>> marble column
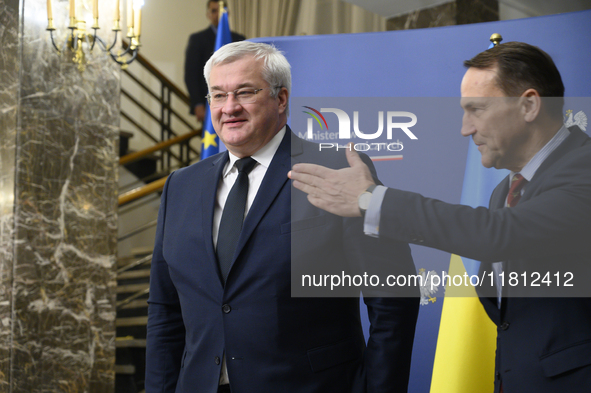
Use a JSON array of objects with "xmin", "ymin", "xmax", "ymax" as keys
[
  {"xmin": 0, "ymin": 0, "xmax": 119, "ymax": 391},
  {"xmin": 386, "ymin": 0, "xmax": 499, "ymax": 31}
]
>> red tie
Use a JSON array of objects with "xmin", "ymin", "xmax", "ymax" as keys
[{"xmin": 506, "ymin": 174, "xmax": 527, "ymax": 207}]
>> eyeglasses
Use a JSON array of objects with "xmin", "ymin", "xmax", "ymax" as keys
[{"xmin": 206, "ymin": 87, "xmax": 269, "ymax": 108}]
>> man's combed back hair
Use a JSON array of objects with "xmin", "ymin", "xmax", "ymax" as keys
[
  {"xmin": 464, "ymin": 41, "xmax": 564, "ymax": 119},
  {"xmin": 204, "ymin": 41, "xmax": 292, "ymax": 117}
]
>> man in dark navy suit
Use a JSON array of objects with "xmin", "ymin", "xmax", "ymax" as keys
[
  {"xmin": 184, "ymin": 0, "xmax": 245, "ymax": 122},
  {"xmin": 290, "ymin": 42, "xmax": 591, "ymax": 393},
  {"xmin": 146, "ymin": 41, "xmax": 419, "ymax": 393}
]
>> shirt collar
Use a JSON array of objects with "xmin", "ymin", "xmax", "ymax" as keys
[
  {"xmin": 223, "ymin": 126, "xmax": 286, "ymax": 178},
  {"xmin": 510, "ymin": 125, "xmax": 570, "ymax": 182},
  {"xmin": 210, "ymin": 25, "xmax": 217, "ymax": 34}
]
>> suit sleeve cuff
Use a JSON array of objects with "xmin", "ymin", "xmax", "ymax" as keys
[{"xmin": 364, "ymin": 185, "xmax": 387, "ymax": 238}]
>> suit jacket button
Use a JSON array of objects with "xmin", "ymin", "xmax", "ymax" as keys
[
  {"xmin": 215, "ymin": 356, "xmax": 221, "ymax": 365},
  {"xmin": 500, "ymin": 322, "xmax": 510, "ymax": 330},
  {"xmin": 222, "ymin": 304, "xmax": 232, "ymax": 314},
  {"xmin": 495, "ymin": 371, "xmax": 501, "ymax": 380}
]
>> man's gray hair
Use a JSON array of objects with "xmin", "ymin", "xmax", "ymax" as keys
[{"xmin": 204, "ymin": 41, "xmax": 291, "ymax": 117}]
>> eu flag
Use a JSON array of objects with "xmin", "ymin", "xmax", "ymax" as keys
[{"xmin": 201, "ymin": 7, "xmax": 232, "ymax": 159}]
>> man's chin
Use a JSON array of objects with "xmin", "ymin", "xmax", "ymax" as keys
[
  {"xmin": 219, "ymin": 137, "xmax": 247, "ymax": 152},
  {"xmin": 480, "ymin": 157, "xmax": 495, "ymax": 169}
]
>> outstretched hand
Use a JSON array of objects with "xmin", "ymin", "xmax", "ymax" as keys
[{"xmin": 288, "ymin": 145, "xmax": 375, "ymax": 217}]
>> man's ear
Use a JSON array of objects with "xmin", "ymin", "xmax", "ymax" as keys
[
  {"xmin": 521, "ymin": 88, "xmax": 541, "ymax": 122},
  {"xmin": 277, "ymin": 87, "xmax": 289, "ymax": 114}
]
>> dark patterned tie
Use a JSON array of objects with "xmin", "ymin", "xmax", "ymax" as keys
[
  {"xmin": 216, "ymin": 157, "xmax": 257, "ymax": 284},
  {"xmin": 506, "ymin": 174, "xmax": 527, "ymax": 207}
]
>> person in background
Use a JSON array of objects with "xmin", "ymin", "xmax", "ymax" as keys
[{"xmin": 184, "ymin": 0, "xmax": 245, "ymax": 123}]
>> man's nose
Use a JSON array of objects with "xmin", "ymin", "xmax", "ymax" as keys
[
  {"xmin": 460, "ymin": 115, "xmax": 475, "ymax": 137},
  {"xmin": 222, "ymin": 93, "xmax": 242, "ymax": 114}
]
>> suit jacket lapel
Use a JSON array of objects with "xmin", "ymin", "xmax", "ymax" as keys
[
  {"xmin": 202, "ymin": 152, "xmax": 229, "ymax": 285},
  {"xmin": 290, "ymin": 128, "xmax": 305, "ymax": 163},
  {"xmin": 227, "ymin": 128, "xmax": 291, "ymax": 278},
  {"xmin": 490, "ymin": 176, "xmax": 510, "ymax": 210},
  {"xmin": 482, "ymin": 168, "xmax": 509, "ymax": 321}
]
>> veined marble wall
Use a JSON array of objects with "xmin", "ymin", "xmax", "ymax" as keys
[
  {"xmin": 0, "ymin": 0, "xmax": 19, "ymax": 389},
  {"xmin": 0, "ymin": 0, "xmax": 119, "ymax": 391}
]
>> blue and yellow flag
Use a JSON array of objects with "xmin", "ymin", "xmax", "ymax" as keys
[
  {"xmin": 201, "ymin": 7, "xmax": 232, "ymax": 159},
  {"xmin": 430, "ymin": 140, "xmax": 508, "ymax": 392},
  {"xmin": 430, "ymin": 37, "xmax": 508, "ymax": 393}
]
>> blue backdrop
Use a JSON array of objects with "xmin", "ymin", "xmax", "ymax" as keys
[{"xmin": 255, "ymin": 9, "xmax": 591, "ymax": 392}]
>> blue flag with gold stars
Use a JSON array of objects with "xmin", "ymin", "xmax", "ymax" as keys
[
  {"xmin": 201, "ymin": 103, "xmax": 218, "ymax": 158},
  {"xmin": 201, "ymin": 7, "xmax": 232, "ymax": 158}
]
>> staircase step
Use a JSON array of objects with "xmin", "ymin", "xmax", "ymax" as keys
[
  {"xmin": 117, "ymin": 283, "xmax": 150, "ymax": 294},
  {"xmin": 124, "ymin": 154, "xmax": 159, "ymax": 182},
  {"xmin": 116, "ymin": 316, "xmax": 148, "ymax": 327},
  {"xmin": 118, "ymin": 269, "xmax": 151, "ymax": 280},
  {"xmin": 119, "ymin": 131, "xmax": 134, "ymax": 157},
  {"xmin": 117, "ymin": 254, "xmax": 135, "ymax": 264},
  {"xmin": 115, "ymin": 364, "xmax": 136, "ymax": 375},
  {"xmin": 116, "ymin": 326, "xmax": 148, "ymax": 339},
  {"xmin": 117, "ymin": 305, "xmax": 148, "ymax": 319},
  {"xmin": 135, "ymin": 169, "xmax": 171, "ymax": 185},
  {"xmin": 131, "ymin": 247, "xmax": 154, "ymax": 257},
  {"xmin": 117, "ymin": 258, "xmax": 152, "ymax": 271},
  {"xmin": 119, "ymin": 299, "xmax": 149, "ymax": 310},
  {"xmin": 116, "ymin": 338, "xmax": 147, "ymax": 348}
]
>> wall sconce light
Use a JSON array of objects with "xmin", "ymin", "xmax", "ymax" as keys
[{"xmin": 46, "ymin": 0, "xmax": 143, "ymax": 71}]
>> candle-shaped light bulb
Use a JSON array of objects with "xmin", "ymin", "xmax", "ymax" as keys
[
  {"xmin": 115, "ymin": 0, "xmax": 120, "ymax": 21},
  {"xmin": 69, "ymin": 0, "xmax": 75, "ymax": 18},
  {"xmin": 127, "ymin": 0, "xmax": 134, "ymax": 36},
  {"xmin": 93, "ymin": 0, "xmax": 98, "ymax": 19},
  {"xmin": 134, "ymin": 1, "xmax": 142, "ymax": 37},
  {"xmin": 47, "ymin": 0, "xmax": 53, "ymax": 20}
]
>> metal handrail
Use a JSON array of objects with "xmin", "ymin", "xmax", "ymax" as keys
[
  {"xmin": 117, "ymin": 254, "xmax": 153, "ymax": 275},
  {"xmin": 124, "ymin": 71, "xmax": 196, "ymax": 131},
  {"xmin": 122, "ymin": 40, "xmax": 190, "ymax": 105},
  {"xmin": 117, "ymin": 288, "xmax": 150, "ymax": 309},
  {"xmin": 118, "ymin": 219, "xmax": 158, "ymax": 242},
  {"xmin": 119, "ymin": 176, "xmax": 168, "ymax": 206},
  {"xmin": 120, "ymin": 129, "xmax": 200, "ymax": 166}
]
